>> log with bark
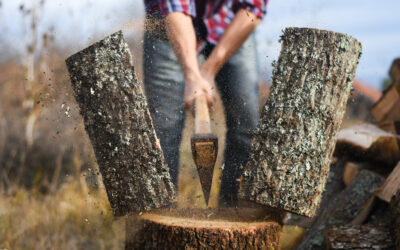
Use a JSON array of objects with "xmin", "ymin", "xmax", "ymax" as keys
[
  {"xmin": 295, "ymin": 170, "xmax": 384, "ymax": 250},
  {"xmin": 371, "ymin": 58, "xmax": 400, "ymax": 129},
  {"xmin": 376, "ymin": 162, "xmax": 400, "ymax": 202},
  {"xmin": 326, "ymin": 225, "xmax": 394, "ymax": 250},
  {"xmin": 335, "ymin": 123, "xmax": 400, "ymax": 167},
  {"xmin": 66, "ymin": 31, "xmax": 176, "ymax": 216},
  {"xmin": 125, "ymin": 208, "xmax": 283, "ymax": 249},
  {"xmin": 239, "ymin": 27, "xmax": 362, "ymax": 217},
  {"xmin": 390, "ymin": 190, "xmax": 400, "ymax": 248},
  {"xmin": 390, "ymin": 58, "xmax": 400, "ymax": 83}
]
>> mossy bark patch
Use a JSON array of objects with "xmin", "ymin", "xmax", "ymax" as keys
[
  {"xmin": 65, "ymin": 31, "xmax": 176, "ymax": 216},
  {"xmin": 239, "ymin": 27, "xmax": 362, "ymax": 217}
]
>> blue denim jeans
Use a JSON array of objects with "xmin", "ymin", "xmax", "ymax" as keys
[{"xmin": 143, "ymin": 30, "xmax": 259, "ymax": 206}]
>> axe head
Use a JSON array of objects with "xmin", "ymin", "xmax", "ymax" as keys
[{"xmin": 190, "ymin": 133, "xmax": 218, "ymax": 206}]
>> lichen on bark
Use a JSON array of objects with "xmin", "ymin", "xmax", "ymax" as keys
[
  {"xmin": 66, "ymin": 31, "xmax": 176, "ymax": 216},
  {"xmin": 239, "ymin": 27, "xmax": 362, "ymax": 217}
]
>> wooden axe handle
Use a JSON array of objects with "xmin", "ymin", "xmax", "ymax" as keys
[{"xmin": 195, "ymin": 95, "xmax": 211, "ymax": 134}]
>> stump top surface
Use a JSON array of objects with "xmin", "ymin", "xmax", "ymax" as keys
[{"xmin": 139, "ymin": 208, "xmax": 282, "ymax": 229}]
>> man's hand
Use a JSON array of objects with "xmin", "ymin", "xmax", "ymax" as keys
[
  {"xmin": 183, "ymin": 72, "xmax": 216, "ymax": 114},
  {"xmin": 165, "ymin": 12, "xmax": 216, "ymax": 114}
]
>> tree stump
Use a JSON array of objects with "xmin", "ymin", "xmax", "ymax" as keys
[
  {"xmin": 125, "ymin": 208, "xmax": 283, "ymax": 249},
  {"xmin": 66, "ymin": 31, "xmax": 176, "ymax": 216},
  {"xmin": 239, "ymin": 27, "xmax": 362, "ymax": 217}
]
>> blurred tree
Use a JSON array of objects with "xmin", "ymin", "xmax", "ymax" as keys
[{"xmin": 19, "ymin": 0, "xmax": 47, "ymax": 147}]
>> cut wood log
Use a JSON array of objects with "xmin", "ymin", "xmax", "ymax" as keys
[
  {"xmin": 343, "ymin": 162, "xmax": 360, "ymax": 186},
  {"xmin": 296, "ymin": 170, "xmax": 384, "ymax": 250},
  {"xmin": 125, "ymin": 208, "xmax": 283, "ymax": 249},
  {"xmin": 389, "ymin": 58, "xmax": 400, "ymax": 83},
  {"xmin": 378, "ymin": 120, "xmax": 400, "ymax": 135},
  {"xmin": 66, "ymin": 31, "xmax": 176, "ymax": 216},
  {"xmin": 335, "ymin": 123, "xmax": 400, "ymax": 166},
  {"xmin": 371, "ymin": 84, "xmax": 400, "ymax": 126},
  {"xmin": 326, "ymin": 225, "xmax": 394, "ymax": 250},
  {"xmin": 239, "ymin": 27, "xmax": 362, "ymax": 217},
  {"xmin": 390, "ymin": 190, "xmax": 400, "ymax": 248},
  {"xmin": 370, "ymin": 58, "xmax": 400, "ymax": 130},
  {"xmin": 376, "ymin": 162, "xmax": 400, "ymax": 202}
]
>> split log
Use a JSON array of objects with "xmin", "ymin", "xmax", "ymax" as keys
[
  {"xmin": 343, "ymin": 162, "xmax": 360, "ymax": 186},
  {"xmin": 296, "ymin": 170, "xmax": 384, "ymax": 250},
  {"xmin": 370, "ymin": 84, "xmax": 400, "ymax": 128},
  {"xmin": 370, "ymin": 59, "xmax": 400, "ymax": 128},
  {"xmin": 342, "ymin": 161, "xmax": 382, "ymax": 186},
  {"xmin": 125, "ymin": 208, "xmax": 283, "ymax": 249},
  {"xmin": 378, "ymin": 120, "xmax": 400, "ymax": 135},
  {"xmin": 335, "ymin": 123, "xmax": 400, "ymax": 166},
  {"xmin": 390, "ymin": 190, "xmax": 400, "ymax": 248},
  {"xmin": 239, "ymin": 27, "xmax": 362, "ymax": 217},
  {"xmin": 376, "ymin": 162, "xmax": 400, "ymax": 202},
  {"xmin": 390, "ymin": 58, "xmax": 400, "ymax": 83},
  {"xmin": 326, "ymin": 225, "xmax": 394, "ymax": 250},
  {"xmin": 66, "ymin": 31, "xmax": 176, "ymax": 216}
]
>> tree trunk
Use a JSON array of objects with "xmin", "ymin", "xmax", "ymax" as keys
[
  {"xmin": 295, "ymin": 170, "xmax": 384, "ymax": 250},
  {"xmin": 239, "ymin": 27, "xmax": 362, "ymax": 217},
  {"xmin": 326, "ymin": 225, "xmax": 394, "ymax": 250},
  {"xmin": 66, "ymin": 31, "xmax": 176, "ymax": 216},
  {"xmin": 390, "ymin": 190, "xmax": 400, "ymax": 249},
  {"xmin": 125, "ymin": 208, "xmax": 282, "ymax": 249}
]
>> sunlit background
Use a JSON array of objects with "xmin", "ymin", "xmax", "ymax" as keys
[
  {"xmin": 0, "ymin": 1, "xmax": 399, "ymax": 249},
  {"xmin": 1, "ymin": 0, "xmax": 400, "ymax": 89}
]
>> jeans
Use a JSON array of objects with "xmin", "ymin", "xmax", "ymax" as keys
[{"xmin": 143, "ymin": 30, "xmax": 259, "ymax": 206}]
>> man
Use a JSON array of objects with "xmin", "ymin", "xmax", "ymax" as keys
[{"xmin": 143, "ymin": 0, "xmax": 268, "ymax": 206}]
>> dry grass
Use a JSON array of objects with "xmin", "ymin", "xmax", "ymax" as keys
[{"xmin": 0, "ymin": 177, "xmax": 125, "ymax": 250}]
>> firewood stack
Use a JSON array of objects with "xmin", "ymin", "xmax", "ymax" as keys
[{"xmin": 291, "ymin": 58, "xmax": 400, "ymax": 249}]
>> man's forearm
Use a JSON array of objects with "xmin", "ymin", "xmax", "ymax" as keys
[
  {"xmin": 202, "ymin": 9, "xmax": 261, "ymax": 78},
  {"xmin": 165, "ymin": 12, "xmax": 201, "ymax": 80}
]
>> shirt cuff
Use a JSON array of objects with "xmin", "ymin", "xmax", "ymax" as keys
[
  {"xmin": 159, "ymin": 0, "xmax": 196, "ymax": 18},
  {"xmin": 237, "ymin": 1, "xmax": 267, "ymax": 19}
]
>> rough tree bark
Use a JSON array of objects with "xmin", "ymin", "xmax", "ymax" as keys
[
  {"xmin": 66, "ymin": 31, "xmax": 176, "ymax": 216},
  {"xmin": 326, "ymin": 225, "xmax": 394, "ymax": 250},
  {"xmin": 390, "ymin": 190, "xmax": 400, "ymax": 249},
  {"xmin": 239, "ymin": 27, "xmax": 362, "ymax": 217},
  {"xmin": 285, "ymin": 157, "xmax": 346, "ymax": 228},
  {"xmin": 125, "ymin": 208, "xmax": 283, "ymax": 250},
  {"xmin": 295, "ymin": 170, "xmax": 384, "ymax": 250}
]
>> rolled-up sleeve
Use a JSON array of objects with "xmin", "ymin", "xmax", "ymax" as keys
[
  {"xmin": 158, "ymin": 0, "xmax": 196, "ymax": 17},
  {"xmin": 237, "ymin": 0, "xmax": 268, "ymax": 19}
]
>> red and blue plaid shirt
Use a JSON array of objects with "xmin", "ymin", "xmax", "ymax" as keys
[{"xmin": 144, "ymin": 0, "xmax": 268, "ymax": 45}]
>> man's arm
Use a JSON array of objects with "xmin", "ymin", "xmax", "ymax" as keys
[
  {"xmin": 165, "ymin": 12, "xmax": 216, "ymax": 113},
  {"xmin": 200, "ymin": 9, "xmax": 261, "ymax": 83}
]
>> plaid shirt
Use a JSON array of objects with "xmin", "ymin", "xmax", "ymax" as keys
[{"xmin": 144, "ymin": 0, "xmax": 268, "ymax": 45}]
